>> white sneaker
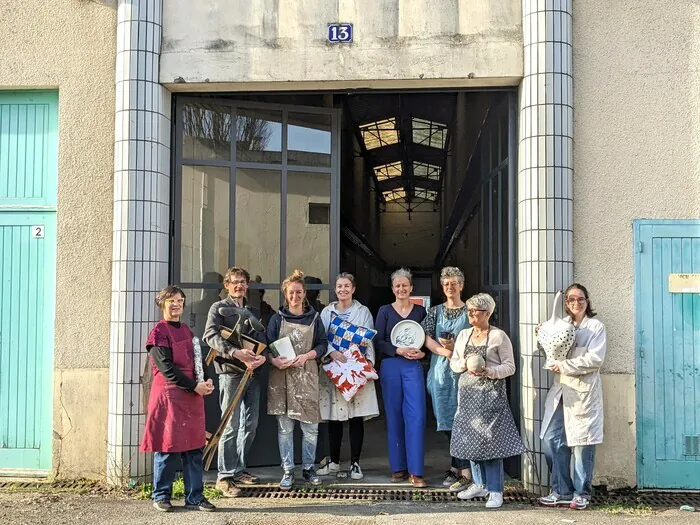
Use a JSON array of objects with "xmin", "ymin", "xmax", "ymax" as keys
[
  {"xmin": 457, "ymin": 483, "xmax": 488, "ymax": 500},
  {"xmin": 316, "ymin": 458, "xmax": 340, "ymax": 476},
  {"xmin": 350, "ymin": 462, "xmax": 363, "ymax": 480},
  {"xmin": 486, "ymin": 492, "xmax": 503, "ymax": 508}
]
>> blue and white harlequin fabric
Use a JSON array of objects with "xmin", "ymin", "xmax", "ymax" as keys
[{"xmin": 328, "ymin": 313, "xmax": 376, "ymax": 354}]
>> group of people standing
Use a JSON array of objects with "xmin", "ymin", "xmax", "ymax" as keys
[{"xmin": 139, "ymin": 265, "xmax": 607, "ymax": 513}]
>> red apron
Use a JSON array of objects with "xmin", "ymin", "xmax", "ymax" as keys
[{"xmin": 140, "ymin": 321, "xmax": 206, "ymax": 453}]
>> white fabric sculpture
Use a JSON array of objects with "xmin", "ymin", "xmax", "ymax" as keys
[{"xmin": 536, "ymin": 291, "xmax": 576, "ymax": 369}]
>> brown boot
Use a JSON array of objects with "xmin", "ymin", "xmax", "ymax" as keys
[
  {"xmin": 391, "ymin": 470, "xmax": 408, "ymax": 482},
  {"xmin": 409, "ymin": 475, "xmax": 427, "ymax": 488},
  {"xmin": 215, "ymin": 478, "xmax": 242, "ymax": 498}
]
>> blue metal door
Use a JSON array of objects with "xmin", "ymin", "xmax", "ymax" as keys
[
  {"xmin": 0, "ymin": 92, "xmax": 57, "ymax": 473},
  {"xmin": 635, "ymin": 219, "xmax": 700, "ymax": 489}
]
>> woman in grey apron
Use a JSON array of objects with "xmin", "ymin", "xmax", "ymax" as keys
[
  {"xmin": 450, "ymin": 293, "xmax": 524, "ymax": 509},
  {"xmin": 266, "ymin": 270, "xmax": 328, "ymax": 490},
  {"xmin": 422, "ymin": 267, "xmax": 471, "ymax": 492}
]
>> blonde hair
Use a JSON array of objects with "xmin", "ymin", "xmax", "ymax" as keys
[{"xmin": 282, "ymin": 269, "xmax": 306, "ymax": 305}]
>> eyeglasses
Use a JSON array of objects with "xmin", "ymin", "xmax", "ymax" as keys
[
  {"xmin": 227, "ymin": 279, "xmax": 248, "ymax": 286},
  {"xmin": 566, "ymin": 297, "xmax": 587, "ymax": 305},
  {"xmin": 164, "ymin": 298, "xmax": 185, "ymax": 305},
  {"xmin": 467, "ymin": 308, "xmax": 486, "ymax": 315}
]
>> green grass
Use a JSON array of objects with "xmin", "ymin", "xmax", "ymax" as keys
[
  {"xmin": 135, "ymin": 477, "xmax": 221, "ymax": 501},
  {"xmin": 596, "ymin": 502, "xmax": 654, "ymax": 516}
]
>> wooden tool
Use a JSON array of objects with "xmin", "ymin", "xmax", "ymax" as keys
[{"xmin": 203, "ymin": 335, "xmax": 266, "ymax": 470}]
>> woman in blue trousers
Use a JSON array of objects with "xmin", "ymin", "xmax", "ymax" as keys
[{"xmin": 375, "ymin": 268, "xmax": 428, "ymax": 487}]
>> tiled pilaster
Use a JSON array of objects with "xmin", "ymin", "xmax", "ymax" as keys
[
  {"xmin": 518, "ymin": 0, "xmax": 574, "ymax": 495},
  {"xmin": 107, "ymin": 0, "xmax": 171, "ymax": 484}
]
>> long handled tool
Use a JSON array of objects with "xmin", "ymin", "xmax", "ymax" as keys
[{"xmin": 203, "ymin": 335, "xmax": 266, "ymax": 470}]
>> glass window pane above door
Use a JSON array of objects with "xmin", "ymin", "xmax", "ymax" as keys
[
  {"xmin": 181, "ymin": 286, "xmax": 226, "ymax": 340},
  {"xmin": 180, "ymin": 165, "xmax": 230, "ymax": 283},
  {"xmin": 182, "ymin": 102, "xmax": 232, "ymax": 161},
  {"xmin": 236, "ymin": 109, "xmax": 282, "ymax": 164},
  {"xmin": 288, "ymin": 113, "xmax": 331, "ymax": 168},
  {"xmin": 235, "ymin": 168, "xmax": 281, "ymax": 285},
  {"xmin": 286, "ymin": 170, "xmax": 331, "ymax": 291}
]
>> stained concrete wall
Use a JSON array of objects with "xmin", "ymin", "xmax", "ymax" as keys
[
  {"xmin": 0, "ymin": 0, "xmax": 117, "ymax": 478},
  {"xmin": 160, "ymin": 0, "xmax": 522, "ymax": 90},
  {"xmin": 574, "ymin": 0, "xmax": 700, "ymax": 487}
]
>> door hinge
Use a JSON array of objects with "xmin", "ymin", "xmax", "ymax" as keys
[{"xmin": 636, "ymin": 241, "xmax": 644, "ymax": 254}]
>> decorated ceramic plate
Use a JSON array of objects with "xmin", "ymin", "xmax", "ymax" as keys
[{"xmin": 390, "ymin": 320, "xmax": 426, "ymax": 349}]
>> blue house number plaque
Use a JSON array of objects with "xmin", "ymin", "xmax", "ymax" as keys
[{"xmin": 328, "ymin": 23, "xmax": 353, "ymax": 43}]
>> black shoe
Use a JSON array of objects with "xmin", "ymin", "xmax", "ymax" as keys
[
  {"xmin": 186, "ymin": 499, "xmax": 216, "ymax": 512},
  {"xmin": 303, "ymin": 468, "xmax": 322, "ymax": 486},
  {"xmin": 153, "ymin": 500, "xmax": 172, "ymax": 512}
]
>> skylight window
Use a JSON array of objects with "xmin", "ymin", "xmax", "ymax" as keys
[
  {"xmin": 412, "ymin": 118, "xmax": 447, "ymax": 149},
  {"xmin": 374, "ymin": 162, "xmax": 403, "ymax": 181},
  {"xmin": 414, "ymin": 189, "xmax": 438, "ymax": 201},
  {"xmin": 382, "ymin": 189, "xmax": 406, "ymax": 202},
  {"xmin": 413, "ymin": 162, "xmax": 441, "ymax": 180},
  {"xmin": 359, "ymin": 118, "xmax": 399, "ymax": 150}
]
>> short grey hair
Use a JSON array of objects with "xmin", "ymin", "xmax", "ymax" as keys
[
  {"xmin": 440, "ymin": 266, "xmax": 464, "ymax": 285},
  {"xmin": 390, "ymin": 267, "xmax": 412, "ymax": 284},
  {"xmin": 466, "ymin": 293, "xmax": 496, "ymax": 314}
]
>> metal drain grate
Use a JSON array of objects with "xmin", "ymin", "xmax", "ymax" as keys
[
  {"xmin": 238, "ymin": 486, "xmax": 537, "ymax": 504},
  {"xmin": 0, "ymin": 480, "xmax": 105, "ymax": 492},
  {"xmin": 598, "ymin": 489, "xmax": 700, "ymax": 509}
]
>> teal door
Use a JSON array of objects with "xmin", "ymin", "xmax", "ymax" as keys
[
  {"xmin": 0, "ymin": 92, "xmax": 57, "ymax": 473},
  {"xmin": 635, "ymin": 219, "xmax": 700, "ymax": 489}
]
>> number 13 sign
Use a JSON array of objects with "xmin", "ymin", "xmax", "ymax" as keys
[{"xmin": 328, "ymin": 23, "xmax": 353, "ymax": 43}]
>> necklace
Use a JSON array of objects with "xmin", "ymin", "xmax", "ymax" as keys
[{"xmin": 473, "ymin": 325, "xmax": 490, "ymax": 337}]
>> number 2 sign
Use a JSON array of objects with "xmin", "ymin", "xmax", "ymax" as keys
[
  {"xmin": 328, "ymin": 23, "xmax": 353, "ymax": 43},
  {"xmin": 31, "ymin": 225, "xmax": 45, "ymax": 239}
]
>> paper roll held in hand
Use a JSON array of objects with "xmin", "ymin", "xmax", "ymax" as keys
[
  {"xmin": 466, "ymin": 354, "xmax": 486, "ymax": 373},
  {"xmin": 536, "ymin": 291, "xmax": 576, "ymax": 369}
]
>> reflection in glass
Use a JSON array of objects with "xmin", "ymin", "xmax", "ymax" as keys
[
  {"xmin": 236, "ymin": 109, "xmax": 282, "ymax": 164},
  {"xmin": 182, "ymin": 103, "xmax": 231, "ymax": 161},
  {"xmin": 235, "ymin": 169, "xmax": 281, "ymax": 284},
  {"xmin": 180, "ymin": 166, "xmax": 230, "ymax": 282},
  {"xmin": 286, "ymin": 171, "xmax": 330, "ymax": 288},
  {"xmin": 181, "ymin": 286, "xmax": 226, "ymax": 341},
  {"xmin": 288, "ymin": 113, "xmax": 331, "ymax": 168},
  {"xmin": 247, "ymin": 284, "xmax": 281, "ymax": 328}
]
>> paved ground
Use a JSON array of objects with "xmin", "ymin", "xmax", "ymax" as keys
[{"xmin": 0, "ymin": 491, "xmax": 698, "ymax": 525}]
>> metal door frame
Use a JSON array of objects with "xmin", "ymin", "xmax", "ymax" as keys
[{"xmin": 171, "ymin": 97, "xmax": 341, "ymax": 298}]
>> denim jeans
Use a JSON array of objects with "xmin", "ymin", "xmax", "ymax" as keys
[
  {"xmin": 542, "ymin": 400, "xmax": 596, "ymax": 498},
  {"xmin": 277, "ymin": 415, "xmax": 318, "ymax": 471},
  {"xmin": 470, "ymin": 458, "xmax": 504, "ymax": 493},
  {"xmin": 152, "ymin": 449, "xmax": 204, "ymax": 505},
  {"xmin": 217, "ymin": 373, "xmax": 260, "ymax": 480}
]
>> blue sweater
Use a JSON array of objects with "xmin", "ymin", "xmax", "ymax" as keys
[{"xmin": 375, "ymin": 303, "xmax": 427, "ymax": 358}]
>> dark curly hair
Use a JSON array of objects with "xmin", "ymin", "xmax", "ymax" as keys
[{"xmin": 564, "ymin": 283, "xmax": 596, "ymax": 318}]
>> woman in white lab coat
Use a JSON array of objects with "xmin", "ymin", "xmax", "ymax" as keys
[{"xmin": 538, "ymin": 283, "xmax": 606, "ymax": 511}]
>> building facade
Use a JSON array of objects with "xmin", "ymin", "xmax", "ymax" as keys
[{"xmin": 0, "ymin": 0, "xmax": 698, "ymax": 492}]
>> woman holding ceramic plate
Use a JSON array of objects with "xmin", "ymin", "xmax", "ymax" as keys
[
  {"xmin": 421, "ymin": 267, "xmax": 472, "ymax": 492},
  {"xmin": 375, "ymin": 268, "xmax": 428, "ymax": 487},
  {"xmin": 317, "ymin": 272, "xmax": 379, "ymax": 481},
  {"xmin": 450, "ymin": 293, "xmax": 524, "ymax": 509}
]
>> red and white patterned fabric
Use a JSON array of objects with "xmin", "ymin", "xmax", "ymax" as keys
[{"xmin": 321, "ymin": 344, "xmax": 378, "ymax": 402}]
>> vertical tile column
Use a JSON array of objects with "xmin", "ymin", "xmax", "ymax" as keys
[
  {"xmin": 518, "ymin": 0, "xmax": 573, "ymax": 495},
  {"xmin": 108, "ymin": 0, "xmax": 171, "ymax": 484}
]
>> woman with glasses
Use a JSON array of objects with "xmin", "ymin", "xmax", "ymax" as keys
[
  {"xmin": 421, "ymin": 267, "xmax": 472, "ymax": 492},
  {"xmin": 538, "ymin": 284, "xmax": 607, "ymax": 511},
  {"xmin": 450, "ymin": 293, "xmax": 524, "ymax": 509},
  {"xmin": 141, "ymin": 286, "xmax": 216, "ymax": 513}
]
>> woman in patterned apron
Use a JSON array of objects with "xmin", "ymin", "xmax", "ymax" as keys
[
  {"xmin": 450, "ymin": 293, "xmax": 525, "ymax": 509},
  {"xmin": 266, "ymin": 269, "xmax": 328, "ymax": 490},
  {"xmin": 140, "ymin": 286, "xmax": 216, "ymax": 513},
  {"xmin": 422, "ymin": 267, "xmax": 472, "ymax": 492}
]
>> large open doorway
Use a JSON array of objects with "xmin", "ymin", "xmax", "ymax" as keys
[{"xmin": 170, "ymin": 89, "xmax": 519, "ymax": 483}]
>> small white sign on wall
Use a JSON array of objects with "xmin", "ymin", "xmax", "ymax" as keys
[
  {"xmin": 31, "ymin": 225, "xmax": 45, "ymax": 239},
  {"xmin": 669, "ymin": 273, "xmax": 700, "ymax": 293}
]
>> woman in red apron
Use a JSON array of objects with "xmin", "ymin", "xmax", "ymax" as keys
[{"xmin": 140, "ymin": 286, "xmax": 216, "ymax": 513}]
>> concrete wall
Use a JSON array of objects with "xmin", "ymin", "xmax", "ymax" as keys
[
  {"xmin": 574, "ymin": 0, "xmax": 700, "ymax": 487},
  {"xmin": 0, "ymin": 0, "xmax": 117, "ymax": 478},
  {"xmin": 160, "ymin": 0, "xmax": 522, "ymax": 90},
  {"xmin": 380, "ymin": 202, "xmax": 440, "ymax": 268}
]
